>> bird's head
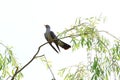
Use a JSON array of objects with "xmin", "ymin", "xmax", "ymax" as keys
[{"xmin": 44, "ymin": 25, "xmax": 50, "ymax": 29}]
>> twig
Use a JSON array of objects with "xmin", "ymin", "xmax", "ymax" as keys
[
  {"xmin": 44, "ymin": 55, "xmax": 56, "ymax": 80},
  {"xmin": 98, "ymin": 30, "xmax": 120, "ymax": 42},
  {"xmin": 35, "ymin": 54, "xmax": 45, "ymax": 58},
  {"xmin": 6, "ymin": 76, "xmax": 12, "ymax": 80},
  {"xmin": 11, "ymin": 67, "xmax": 18, "ymax": 80},
  {"xmin": 35, "ymin": 54, "xmax": 56, "ymax": 79},
  {"xmin": 11, "ymin": 42, "xmax": 48, "ymax": 80}
]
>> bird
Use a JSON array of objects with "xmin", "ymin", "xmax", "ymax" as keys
[{"xmin": 44, "ymin": 25, "xmax": 71, "ymax": 53}]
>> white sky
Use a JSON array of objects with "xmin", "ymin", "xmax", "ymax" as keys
[{"xmin": 0, "ymin": 0, "xmax": 120, "ymax": 80}]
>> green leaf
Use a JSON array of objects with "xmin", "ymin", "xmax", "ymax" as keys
[
  {"xmin": 81, "ymin": 37, "xmax": 85, "ymax": 47},
  {"xmin": 58, "ymin": 68, "xmax": 66, "ymax": 77},
  {"xmin": 92, "ymin": 58, "xmax": 98, "ymax": 70}
]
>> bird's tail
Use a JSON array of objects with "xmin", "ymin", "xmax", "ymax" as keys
[{"xmin": 58, "ymin": 40, "xmax": 71, "ymax": 50}]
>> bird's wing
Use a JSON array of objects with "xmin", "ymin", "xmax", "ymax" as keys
[
  {"xmin": 44, "ymin": 33, "xmax": 59, "ymax": 53},
  {"xmin": 49, "ymin": 43, "xmax": 59, "ymax": 53},
  {"xmin": 50, "ymin": 31, "xmax": 60, "ymax": 51},
  {"xmin": 49, "ymin": 31, "xmax": 57, "ymax": 40},
  {"xmin": 50, "ymin": 31, "xmax": 71, "ymax": 50}
]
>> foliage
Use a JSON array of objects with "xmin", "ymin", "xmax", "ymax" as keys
[
  {"xmin": 0, "ymin": 43, "xmax": 23, "ymax": 80},
  {"xmin": 58, "ymin": 63, "xmax": 89, "ymax": 80},
  {"xmin": 58, "ymin": 16, "xmax": 120, "ymax": 80},
  {"xmin": 0, "ymin": 16, "xmax": 119, "ymax": 80}
]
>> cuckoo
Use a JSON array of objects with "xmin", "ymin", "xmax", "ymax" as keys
[{"xmin": 44, "ymin": 25, "xmax": 71, "ymax": 53}]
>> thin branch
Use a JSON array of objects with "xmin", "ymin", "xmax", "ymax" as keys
[
  {"xmin": 98, "ymin": 30, "xmax": 120, "ymax": 42},
  {"xmin": 35, "ymin": 54, "xmax": 56, "ymax": 80},
  {"xmin": 35, "ymin": 54, "xmax": 45, "ymax": 58},
  {"xmin": 11, "ymin": 35, "xmax": 74, "ymax": 80},
  {"xmin": 44, "ymin": 55, "xmax": 56, "ymax": 80},
  {"xmin": 57, "ymin": 24, "xmax": 82, "ymax": 37},
  {"xmin": 6, "ymin": 76, "xmax": 12, "ymax": 80},
  {"xmin": 11, "ymin": 42, "xmax": 48, "ymax": 80},
  {"xmin": 11, "ymin": 67, "xmax": 18, "ymax": 80}
]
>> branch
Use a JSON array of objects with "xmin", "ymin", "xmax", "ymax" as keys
[
  {"xmin": 11, "ymin": 35, "xmax": 73, "ymax": 80},
  {"xmin": 10, "ymin": 32, "xmax": 95, "ymax": 79},
  {"xmin": 11, "ymin": 67, "xmax": 18, "ymax": 80},
  {"xmin": 35, "ymin": 55, "xmax": 56, "ymax": 80},
  {"xmin": 35, "ymin": 54, "xmax": 45, "ymax": 58},
  {"xmin": 11, "ymin": 42, "xmax": 48, "ymax": 80},
  {"xmin": 6, "ymin": 76, "xmax": 12, "ymax": 80},
  {"xmin": 57, "ymin": 24, "xmax": 82, "ymax": 37},
  {"xmin": 99, "ymin": 30, "xmax": 120, "ymax": 42},
  {"xmin": 44, "ymin": 55, "xmax": 56, "ymax": 80}
]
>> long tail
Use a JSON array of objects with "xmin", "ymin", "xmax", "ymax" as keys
[
  {"xmin": 49, "ymin": 43, "xmax": 59, "ymax": 53},
  {"xmin": 58, "ymin": 40, "xmax": 71, "ymax": 50}
]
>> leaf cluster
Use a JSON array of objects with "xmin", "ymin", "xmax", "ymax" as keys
[
  {"xmin": 58, "ymin": 16, "xmax": 120, "ymax": 80},
  {"xmin": 0, "ymin": 43, "xmax": 23, "ymax": 80}
]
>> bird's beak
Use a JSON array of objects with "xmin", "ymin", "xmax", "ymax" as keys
[
  {"xmin": 44, "ymin": 24, "xmax": 50, "ymax": 29},
  {"xmin": 44, "ymin": 25, "xmax": 47, "ymax": 28}
]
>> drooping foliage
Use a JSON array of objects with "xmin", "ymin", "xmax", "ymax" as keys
[{"xmin": 58, "ymin": 16, "xmax": 120, "ymax": 80}]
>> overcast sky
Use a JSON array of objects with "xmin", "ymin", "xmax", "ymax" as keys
[{"xmin": 0, "ymin": 0, "xmax": 120, "ymax": 80}]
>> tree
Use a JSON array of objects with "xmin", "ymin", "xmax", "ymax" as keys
[
  {"xmin": 0, "ymin": 16, "xmax": 119, "ymax": 80},
  {"xmin": 0, "ymin": 43, "xmax": 23, "ymax": 80},
  {"xmin": 58, "ymin": 16, "xmax": 120, "ymax": 80}
]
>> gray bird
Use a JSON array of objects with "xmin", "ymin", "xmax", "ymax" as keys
[{"xmin": 44, "ymin": 25, "xmax": 71, "ymax": 53}]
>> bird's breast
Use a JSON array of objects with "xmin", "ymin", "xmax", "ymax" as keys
[{"xmin": 45, "ymin": 32, "xmax": 54, "ymax": 42}]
